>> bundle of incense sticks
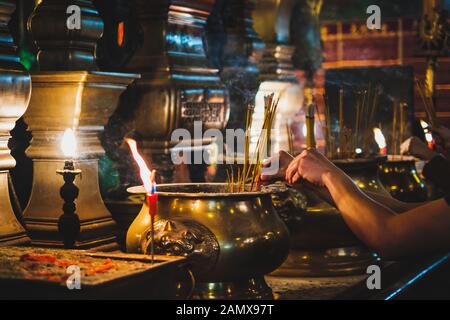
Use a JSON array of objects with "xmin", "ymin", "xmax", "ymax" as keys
[
  {"xmin": 416, "ymin": 79, "xmax": 437, "ymax": 127},
  {"xmin": 322, "ymin": 84, "xmax": 380, "ymax": 159},
  {"xmin": 227, "ymin": 94, "xmax": 280, "ymax": 193}
]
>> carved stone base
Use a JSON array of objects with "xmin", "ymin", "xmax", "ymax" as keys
[
  {"xmin": 0, "ymin": 171, "xmax": 30, "ymax": 246},
  {"xmin": 23, "ymin": 160, "xmax": 117, "ymax": 249}
]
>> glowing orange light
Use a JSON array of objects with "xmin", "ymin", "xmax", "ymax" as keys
[
  {"xmin": 61, "ymin": 128, "xmax": 77, "ymax": 158},
  {"xmin": 373, "ymin": 128, "xmax": 387, "ymax": 155},
  {"xmin": 126, "ymin": 138, "xmax": 155, "ymax": 193},
  {"xmin": 420, "ymin": 120, "xmax": 434, "ymax": 149},
  {"xmin": 117, "ymin": 21, "xmax": 125, "ymax": 47}
]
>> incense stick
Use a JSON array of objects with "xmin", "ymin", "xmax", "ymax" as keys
[
  {"xmin": 416, "ymin": 79, "xmax": 437, "ymax": 127},
  {"xmin": 227, "ymin": 94, "xmax": 280, "ymax": 193},
  {"xmin": 392, "ymin": 99, "xmax": 399, "ymax": 155}
]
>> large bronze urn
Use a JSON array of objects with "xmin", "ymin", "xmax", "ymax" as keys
[
  {"xmin": 126, "ymin": 183, "xmax": 290, "ymax": 299},
  {"xmin": 0, "ymin": 0, "xmax": 31, "ymax": 245}
]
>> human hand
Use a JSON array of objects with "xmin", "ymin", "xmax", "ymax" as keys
[
  {"xmin": 260, "ymin": 150, "xmax": 294, "ymax": 183},
  {"xmin": 400, "ymin": 136, "xmax": 437, "ymax": 161},
  {"xmin": 285, "ymin": 148, "xmax": 342, "ymax": 186}
]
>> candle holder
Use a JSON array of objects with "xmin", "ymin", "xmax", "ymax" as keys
[
  {"xmin": 56, "ymin": 161, "xmax": 82, "ymax": 248},
  {"xmin": 22, "ymin": 0, "xmax": 139, "ymax": 249},
  {"xmin": 0, "ymin": 0, "xmax": 31, "ymax": 245}
]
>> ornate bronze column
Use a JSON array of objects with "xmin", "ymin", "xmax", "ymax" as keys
[
  {"xmin": 117, "ymin": 0, "xmax": 229, "ymax": 183},
  {"xmin": 0, "ymin": 0, "xmax": 31, "ymax": 245},
  {"xmin": 253, "ymin": 0, "xmax": 301, "ymax": 155},
  {"xmin": 291, "ymin": 0, "xmax": 323, "ymax": 148},
  {"xmin": 418, "ymin": 0, "xmax": 449, "ymax": 105},
  {"xmin": 22, "ymin": 0, "xmax": 139, "ymax": 248},
  {"xmin": 206, "ymin": 0, "xmax": 264, "ymax": 131}
]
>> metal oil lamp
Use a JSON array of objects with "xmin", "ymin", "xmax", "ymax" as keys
[
  {"xmin": 271, "ymin": 157, "xmax": 387, "ymax": 277},
  {"xmin": 21, "ymin": 0, "xmax": 139, "ymax": 249},
  {"xmin": 378, "ymin": 155, "xmax": 428, "ymax": 203},
  {"xmin": 126, "ymin": 183, "xmax": 290, "ymax": 299},
  {"xmin": 0, "ymin": 0, "xmax": 31, "ymax": 246}
]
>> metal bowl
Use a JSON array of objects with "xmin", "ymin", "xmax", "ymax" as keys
[{"xmin": 126, "ymin": 183, "xmax": 290, "ymax": 299}]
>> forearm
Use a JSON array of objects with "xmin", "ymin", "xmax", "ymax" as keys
[
  {"xmin": 365, "ymin": 191, "xmax": 422, "ymax": 213},
  {"xmin": 322, "ymin": 171, "xmax": 397, "ymax": 253},
  {"xmin": 300, "ymin": 184, "xmax": 421, "ymax": 213}
]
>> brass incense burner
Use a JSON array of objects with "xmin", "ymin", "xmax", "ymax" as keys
[
  {"xmin": 378, "ymin": 155, "xmax": 428, "ymax": 203},
  {"xmin": 272, "ymin": 157, "xmax": 387, "ymax": 277},
  {"xmin": 0, "ymin": 0, "xmax": 31, "ymax": 245},
  {"xmin": 126, "ymin": 183, "xmax": 290, "ymax": 299}
]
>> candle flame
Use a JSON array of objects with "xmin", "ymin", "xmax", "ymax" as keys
[
  {"xmin": 61, "ymin": 128, "xmax": 77, "ymax": 158},
  {"xmin": 420, "ymin": 120, "xmax": 433, "ymax": 143},
  {"xmin": 117, "ymin": 21, "xmax": 125, "ymax": 47},
  {"xmin": 420, "ymin": 120, "xmax": 429, "ymax": 130},
  {"xmin": 373, "ymin": 128, "xmax": 387, "ymax": 149},
  {"xmin": 126, "ymin": 138, "xmax": 155, "ymax": 194}
]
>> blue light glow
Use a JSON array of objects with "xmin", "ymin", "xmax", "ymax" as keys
[{"xmin": 384, "ymin": 254, "xmax": 450, "ymax": 300}]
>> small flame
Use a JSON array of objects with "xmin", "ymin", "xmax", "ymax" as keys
[
  {"xmin": 126, "ymin": 138, "xmax": 155, "ymax": 193},
  {"xmin": 373, "ymin": 128, "xmax": 387, "ymax": 149},
  {"xmin": 420, "ymin": 120, "xmax": 429, "ymax": 130},
  {"xmin": 421, "ymin": 120, "xmax": 433, "ymax": 142},
  {"xmin": 117, "ymin": 21, "xmax": 125, "ymax": 47},
  {"xmin": 61, "ymin": 128, "xmax": 77, "ymax": 158}
]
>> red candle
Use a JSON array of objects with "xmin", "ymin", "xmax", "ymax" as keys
[
  {"xmin": 146, "ymin": 178, "xmax": 158, "ymax": 263},
  {"xmin": 146, "ymin": 192, "xmax": 158, "ymax": 218}
]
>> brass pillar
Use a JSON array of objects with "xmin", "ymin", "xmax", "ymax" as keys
[
  {"xmin": 116, "ymin": 0, "xmax": 229, "ymax": 183},
  {"xmin": 291, "ymin": 0, "xmax": 323, "ymax": 149},
  {"xmin": 0, "ymin": 0, "xmax": 31, "ymax": 245},
  {"xmin": 22, "ymin": 0, "xmax": 139, "ymax": 248},
  {"xmin": 206, "ymin": 0, "xmax": 264, "ymax": 131},
  {"xmin": 252, "ymin": 0, "xmax": 302, "ymax": 155},
  {"xmin": 418, "ymin": 0, "xmax": 448, "ymax": 105}
]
